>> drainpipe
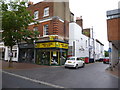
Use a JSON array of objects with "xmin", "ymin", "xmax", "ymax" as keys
[
  {"xmin": 109, "ymin": 42, "xmax": 113, "ymax": 70},
  {"xmin": 88, "ymin": 38, "xmax": 90, "ymax": 62},
  {"xmin": 73, "ymin": 41, "xmax": 75, "ymax": 57},
  {"xmin": 64, "ymin": 2, "xmax": 66, "ymax": 42}
]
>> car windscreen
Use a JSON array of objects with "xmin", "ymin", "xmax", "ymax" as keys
[{"xmin": 67, "ymin": 58, "xmax": 75, "ymax": 60}]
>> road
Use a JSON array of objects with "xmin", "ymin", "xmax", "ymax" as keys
[
  {"xmin": 2, "ymin": 62, "xmax": 119, "ymax": 88},
  {"xmin": 2, "ymin": 72, "xmax": 54, "ymax": 88}
]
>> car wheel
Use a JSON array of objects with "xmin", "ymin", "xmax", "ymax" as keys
[
  {"xmin": 75, "ymin": 64, "xmax": 78, "ymax": 69},
  {"xmin": 65, "ymin": 66, "xmax": 67, "ymax": 68},
  {"xmin": 82, "ymin": 63, "xmax": 85, "ymax": 68}
]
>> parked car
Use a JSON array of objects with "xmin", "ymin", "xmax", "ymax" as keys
[
  {"xmin": 96, "ymin": 58, "xmax": 104, "ymax": 62},
  {"xmin": 64, "ymin": 57, "xmax": 85, "ymax": 69},
  {"xmin": 103, "ymin": 57, "xmax": 109, "ymax": 64}
]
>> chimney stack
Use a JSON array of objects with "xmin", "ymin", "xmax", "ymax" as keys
[
  {"xmin": 76, "ymin": 16, "xmax": 83, "ymax": 29},
  {"xmin": 28, "ymin": 1, "xmax": 33, "ymax": 7}
]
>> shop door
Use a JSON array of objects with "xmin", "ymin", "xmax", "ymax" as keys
[{"xmin": 50, "ymin": 51, "xmax": 59, "ymax": 65}]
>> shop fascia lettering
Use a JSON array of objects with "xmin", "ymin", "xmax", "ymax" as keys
[{"xmin": 35, "ymin": 42, "xmax": 68, "ymax": 49}]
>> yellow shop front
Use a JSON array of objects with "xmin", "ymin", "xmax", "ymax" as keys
[{"xmin": 35, "ymin": 40, "xmax": 68, "ymax": 66}]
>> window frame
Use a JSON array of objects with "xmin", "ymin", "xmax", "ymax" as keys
[
  {"xmin": 34, "ymin": 11, "xmax": 39, "ymax": 19},
  {"xmin": 43, "ymin": 7, "xmax": 49, "ymax": 17},
  {"xmin": 43, "ymin": 24, "xmax": 49, "ymax": 36}
]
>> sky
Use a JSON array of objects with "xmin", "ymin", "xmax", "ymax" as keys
[{"xmin": 29, "ymin": 0, "xmax": 119, "ymax": 50}]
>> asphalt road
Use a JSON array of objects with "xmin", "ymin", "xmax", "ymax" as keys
[
  {"xmin": 2, "ymin": 62, "xmax": 119, "ymax": 88},
  {"xmin": 2, "ymin": 72, "xmax": 54, "ymax": 88}
]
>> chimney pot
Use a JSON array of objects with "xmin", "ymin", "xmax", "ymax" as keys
[{"xmin": 28, "ymin": 1, "xmax": 33, "ymax": 6}]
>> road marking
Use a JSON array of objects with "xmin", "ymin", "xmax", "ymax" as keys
[{"xmin": 2, "ymin": 71, "xmax": 65, "ymax": 88}]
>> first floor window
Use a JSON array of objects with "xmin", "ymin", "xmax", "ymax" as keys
[
  {"xmin": 43, "ymin": 7, "xmax": 49, "ymax": 17},
  {"xmin": 43, "ymin": 24, "xmax": 49, "ymax": 35},
  {"xmin": 34, "ymin": 11, "xmax": 39, "ymax": 19}
]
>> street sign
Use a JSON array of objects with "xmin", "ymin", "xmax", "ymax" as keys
[{"xmin": 108, "ymin": 48, "xmax": 112, "ymax": 52}]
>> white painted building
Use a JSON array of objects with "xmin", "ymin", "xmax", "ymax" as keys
[
  {"xmin": 94, "ymin": 39, "xmax": 104, "ymax": 60},
  {"xmin": 68, "ymin": 22, "xmax": 89, "ymax": 58},
  {"xmin": 68, "ymin": 21, "xmax": 104, "ymax": 63},
  {"xmin": 0, "ymin": 43, "xmax": 19, "ymax": 62},
  {"xmin": 4, "ymin": 45, "xmax": 19, "ymax": 62},
  {"xmin": 0, "ymin": 42, "xmax": 5, "ymax": 60}
]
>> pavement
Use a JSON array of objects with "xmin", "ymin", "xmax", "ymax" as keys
[
  {"xmin": 1, "ymin": 60, "xmax": 120, "ymax": 78},
  {"xmin": 1, "ymin": 60, "xmax": 61, "ymax": 70},
  {"xmin": 105, "ymin": 62, "xmax": 120, "ymax": 78}
]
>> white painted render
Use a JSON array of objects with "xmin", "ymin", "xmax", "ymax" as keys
[
  {"xmin": 109, "ymin": 42, "xmax": 119, "ymax": 66},
  {"xmin": 4, "ymin": 45, "xmax": 19, "ymax": 62},
  {"xmin": 69, "ymin": 22, "xmax": 104, "ymax": 60},
  {"xmin": 95, "ymin": 40, "xmax": 104, "ymax": 60},
  {"xmin": 69, "ymin": 22, "xmax": 89, "ymax": 58}
]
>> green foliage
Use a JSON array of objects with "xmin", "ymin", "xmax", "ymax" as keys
[
  {"xmin": 1, "ymin": 0, "xmax": 39, "ymax": 47},
  {"xmin": 104, "ymin": 50, "xmax": 109, "ymax": 57}
]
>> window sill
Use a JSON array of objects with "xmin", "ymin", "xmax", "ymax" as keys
[{"xmin": 43, "ymin": 15, "xmax": 49, "ymax": 18}]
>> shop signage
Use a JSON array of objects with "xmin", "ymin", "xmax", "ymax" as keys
[
  {"xmin": 35, "ymin": 42, "xmax": 68, "ymax": 49},
  {"xmin": 108, "ymin": 48, "xmax": 112, "ymax": 52},
  {"xmin": 53, "ymin": 51, "xmax": 57, "ymax": 56}
]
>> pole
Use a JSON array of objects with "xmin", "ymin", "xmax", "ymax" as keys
[
  {"xmin": 73, "ymin": 41, "xmax": 75, "ymax": 56},
  {"xmin": 92, "ymin": 26, "xmax": 95, "ymax": 62}
]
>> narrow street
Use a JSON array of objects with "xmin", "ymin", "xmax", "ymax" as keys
[{"xmin": 2, "ymin": 62, "xmax": 118, "ymax": 88}]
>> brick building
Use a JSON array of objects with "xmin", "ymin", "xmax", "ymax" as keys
[
  {"xmin": 18, "ymin": 0, "xmax": 71, "ymax": 65},
  {"xmin": 106, "ymin": 9, "xmax": 120, "ymax": 67}
]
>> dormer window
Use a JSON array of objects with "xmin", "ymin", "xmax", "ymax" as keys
[
  {"xmin": 43, "ymin": 7, "xmax": 49, "ymax": 17},
  {"xmin": 34, "ymin": 11, "xmax": 39, "ymax": 19}
]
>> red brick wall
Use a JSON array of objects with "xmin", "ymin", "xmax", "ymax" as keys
[
  {"xmin": 27, "ymin": 1, "xmax": 69, "ymax": 41},
  {"xmin": 107, "ymin": 18, "xmax": 120, "ymax": 41},
  {"xmin": 27, "ymin": 2, "xmax": 54, "ymax": 20}
]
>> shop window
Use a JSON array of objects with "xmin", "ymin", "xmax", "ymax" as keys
[
  {"xmin": 43, "ymin": 7, "xmax": 49, "ymax": 17},
  {"xmin": 43, "ymin": 24, "xmax": 49, "ymax": 35},
  {"xmin": 34, "ymin": 11, "xmax": 39, "ymax": 19}
]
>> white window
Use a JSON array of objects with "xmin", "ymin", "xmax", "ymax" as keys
[
  {"xmin": 43, "ymin": 7, "xmax": 49, "ymax": 17},
  {"xmin": 43, "ymin": 24, "xmax": 49, "ymax": 35},
  {"xmin": 33, "ymin": 27, "xmax": 38, "ymax": 31},
  {"xmin": 34, "ymin": 11, "xmax": 39, "ymax": 19}
]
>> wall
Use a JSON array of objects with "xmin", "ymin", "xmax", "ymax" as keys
[
  {"xmin": 4, "ymin": 45, "xmax": 18, "ymax": 62},
  {"xmin": 27, "ymin": 1, "xmax": 70, "ymax": 41},
  {"xmin": 53, "ymin": 2, "xmax": 70, "ymax": 22},
  {"xmin": 107, "ymin": 18, "xmax": 120, "ymax": 41},
  {"xmin": 69, "ymin": 22, "xmax": 89, "ymax": 57},
  {"xmin": 95, "ymin": 40, "xmax": 104, "ymax": 60},
  {"xmin": 109, "ymin": 42, "xmax": 119, "ymax": 66}
]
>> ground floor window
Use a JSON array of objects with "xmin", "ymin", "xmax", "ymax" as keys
[
  {"xmin": 19, "ymin": 49, "xmax": 34, "ymax": 63},
  {"xmin": 35, "ymin": 49, "xmax": 67, "ymax": 66}
]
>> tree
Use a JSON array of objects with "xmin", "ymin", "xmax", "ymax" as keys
[
  {"xmin": 104, "ymin": 50, "xmax": 109, "ymax": 57},
  {"xmin": 1, "ymin": 0, "xmax": 39, "ymax": 67}
]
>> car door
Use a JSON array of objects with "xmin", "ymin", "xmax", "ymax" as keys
[{"xmin": 76, "ymin": 58, "xmax": 81, "ymax": 67}]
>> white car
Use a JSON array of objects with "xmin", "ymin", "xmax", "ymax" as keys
[{"xmin": 64, "ymin": 57, "xmax": 85, "ymax": 69}]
